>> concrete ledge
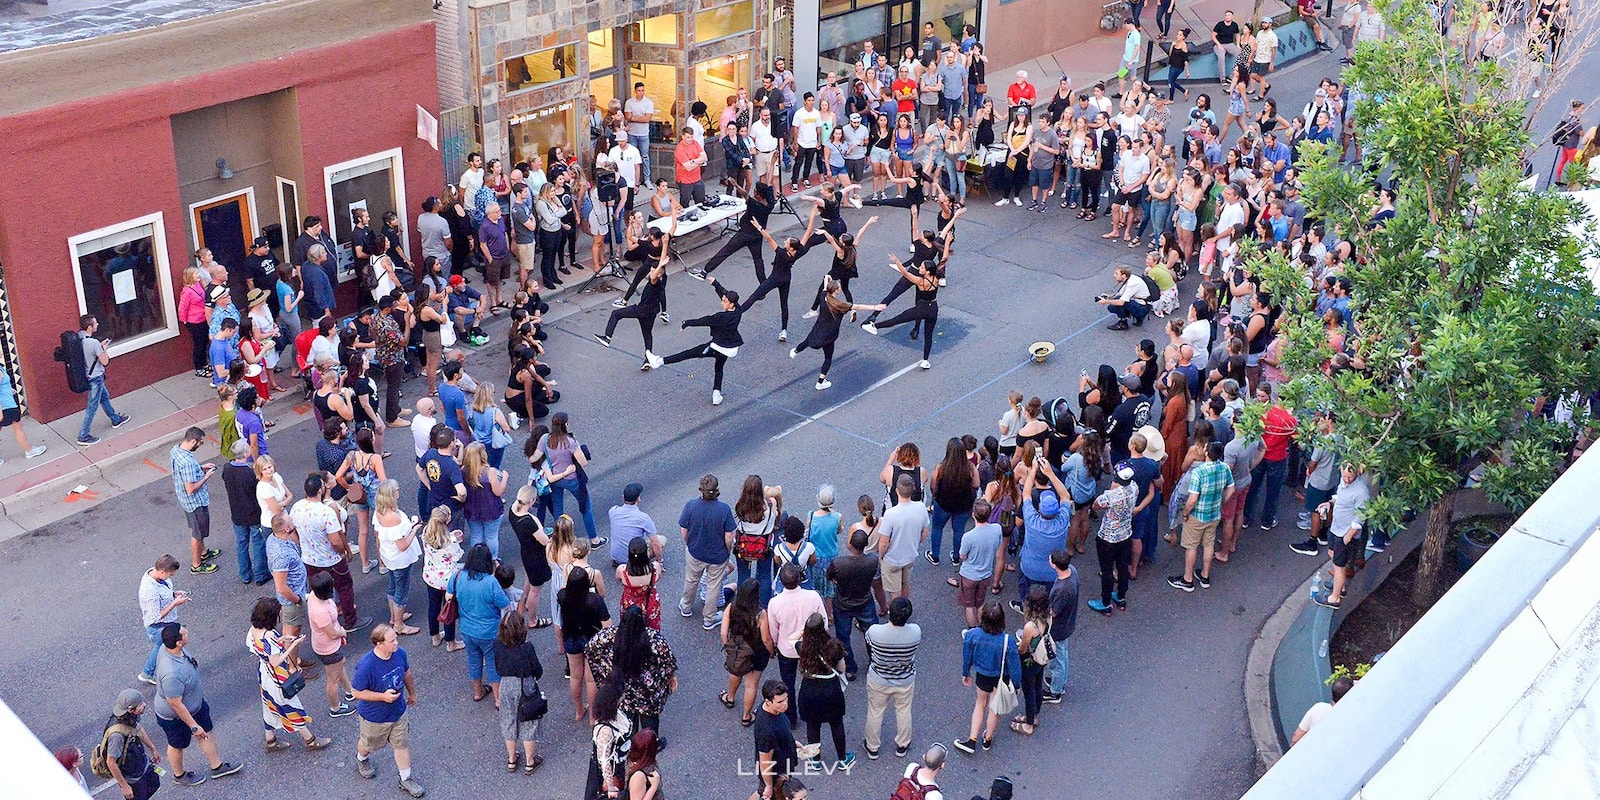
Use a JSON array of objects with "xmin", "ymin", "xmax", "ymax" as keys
[{"xmin": 1246, "ymin": 571, "xmax": 1316, "ymax": 776}]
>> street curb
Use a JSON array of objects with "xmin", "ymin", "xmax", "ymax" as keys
[{"xmin": 1245, "ymin": 570, "xmax": 1315, "ymax": 777}]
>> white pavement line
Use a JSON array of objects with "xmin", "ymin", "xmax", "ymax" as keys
[
  {"xmin": 880, "ymin": 314, "xmax": 1111, "ymax": 445},
  {"xmin": 768, "ymin": 361, "xmax": 923, "ymax": 443}
]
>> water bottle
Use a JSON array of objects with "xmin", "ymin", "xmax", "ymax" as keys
[{"xmin": 1309, "ymin": 571, "xmax": 1324, "ymax": 600}]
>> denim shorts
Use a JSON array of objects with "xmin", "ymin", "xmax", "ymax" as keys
[
  {"xmin": 1028, "ymin": 167, "xmax": 1053, "ymax": 187},
  {"xmin": 1175, "ymin": 206, "xmax": 1198, "ymax": 231},
  {"xmin": 870, "ymin": 147, "xmax": 892, "ymax": 165}
]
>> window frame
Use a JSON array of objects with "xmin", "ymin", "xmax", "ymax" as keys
[
  {"xmin": 694, "ymin": 0, "xmax": 757, "ymax": 45},
  {"xmin": 322, "ymin": 148, "xmax": 409, "ymax": 283},
  {"xmin": 66, "ymin": 211, "xmax": 179, "ymax": 358},
  {"xmin": 503, "ymin": 42, "xmax": 582, "ymax": 97}
]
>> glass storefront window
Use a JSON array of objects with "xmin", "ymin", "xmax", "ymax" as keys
[
  {"xmin": 695, "ymin": 0, "xmax": 754, "ymax": 43},
  {"xmin": 505, "ymin": 43, "xmax": 579, "ymax": 94},
  {"xmin": 628, "ymin": 63, "xmax": 678, "ymax": 141},
  {"xmin": 635, "ymin": 13, "xmax": 679, "ymax": 45},
  {"xmin": 588, "ymin": 28, "xmax": 617, "ymax": 71},
  {"xmin": 918, "ymin": 0, "xmax": 979, "ymax": 47},
  {"xmin": 818, "ymin": 6, "xmax": 887, "ymax": 79},
  {"xmin": 69, "ymin": 213, "xmax": 176, "ymax": 354},
  {"xmin": 591, "ymin": 75, "xmax": 618, "ymax": 120},
  {"xmin": 693, "ymin": 52, "xmax": 752, "ymax": 112},
  {"xmin": 508, "ymin": 101, "xmax": 577, "ymax": 172}
]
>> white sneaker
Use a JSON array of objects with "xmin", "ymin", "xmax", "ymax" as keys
[
  {"xmin": 918, "ymin": 360, "xmax": 931, "ymax": 369},
  {"xmin": 995, "ymin": 198, "xmax": 1009, "ymax": 206},
  {"xmin": 658, "ymin": 311, "xmax": 671, "ymax": 323},
  {"xmin": 711, "ymin": 390, "xmax": 723, "ymax": 406},
  {"xmin": 1012, "ymin": 198, "xmax": 1024, "ymax": 206},
  {"xmin": 850, "ymin": 196, "xmax": 863, "ymax": 209},
  {"xmin": 646, "ymin": 353, "xmax": 664, "ymax": 370},
  {"xmin": 816, "ymin": 379, "xmax": 832, "ymax": 390},
  {"xmin": 938, "ymin": 278, "xmax": 947, "ymax": 287},
  {"xmin": 23, "ymin": 446, "xmax": 46, "ymax": 459},
  {"xmin": 778, "ymin": 330, "xmax": 787, "ymax": 342},
  {"xmin": 802, "ymin": 309, "xmax": 819, "ymax": 319},
  {"xmin": 862, "ymin": 323, "xmax": 879, "ymax": 335},
  {"xmin": 789, "ymin": 348, "xmax": 799, "ymax": 359},
  {"xmin": 612, "ymin": 298, "xmax": 626, "ymax": 308}
]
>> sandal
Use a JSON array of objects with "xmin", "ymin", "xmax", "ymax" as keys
[
  {"xmin": 719, "ymin": 691, "xmax": 736, "ymax": 709},
  {"xmin": 1009, "ymin": 720, "xmax": 1035, "ymax": 735},
  {"xmin": 305, "ymin": 736, "xmax": 332, "ymax": 751},
  {"xmin": 265, "ymin": 739, "xmax": 291, "ymax": 753},
  {"xmin": 531, "ymin": 617, "xmax": 553, "ymax": 629},
  {"xmin": 473, "ymin": 689, "xmax": 491, "ymax": 702},
  {"xmin": 524, "ymin": 754, "xmax": 544, "ymax": 774},
  {"xmin": 507, "ymin": 756, "xmax": 519, "ymax": 772},
  {"xmin": 446, "ymin": 641, "xmax": 465, "ymax": 652},
  {"xmin": 741, "ymin": 715, "xmax": 756, "ymax": 727},
  {"xmin": 946, "ymin": 577, "xmax": 960, "ymax": 588}
]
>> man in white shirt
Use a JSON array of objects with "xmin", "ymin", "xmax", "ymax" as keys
[
  {"xmin": 1310, "ymin": 464, "xmax": 1372, "ymax": 609},
  {"xmin": 1097, "ymin": 265, "xmax": 1152, "ymax": 329},
  {"xmin": 1211, "ymin": 182, "xmax": 1248, "ymax": 255},
  {"xmin": 1112, "ymin": 104, "xmax": 1145, "ymax": 140},
  {"xmin": 750, "ymin": 107, "xmax": 781, "ymax": 193},
  {"xmin": 789, "ymin": 92, "xmax": 823, "ymax": 191},
  {"xmin": 290, "ymin": 472, "xmax": 369, "ymax": 629},
  {"xmin": 458, "ymin": 152, "xmax": 484, "ymax": 199},
  {"xmin": 607, "ymin": 137, "xmax": 643, "ymax": 222},
  {"xmin": 842, "ymin": 113, "xmax": 871, "ymax": 183},
  {"xmin": 876, "ymin": 475, "xmax": 929, "ymax": 601},
  {"xmin": 1292, "ymin": 676, "xmax": 1353, "ymax": 745},
  {"xmin": 623, "ymin": 81, "xmax": 656, "ymax": 188}
]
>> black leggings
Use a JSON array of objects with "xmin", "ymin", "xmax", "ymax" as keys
[
  {"xmin": 537, "ymin": 229, "xmax": 563, "ymax": 286},
  {"xmin": 810, "ymin": 276, "xmax": 854, "ymax": 310},
  {"xmin": 605, "ymin": 303, "xmax": 659, "ymax": 352},
  {"xmin": 186, "ymin": 321, "xmax": 208, "ymax": 370},
  {"xmin": 805, "ymin": 715, "xmax": 848, "ymax": 762},
  {"xmin": 1080, "ymin": 169, "xmax": 1104, "ymax": 212},
  {"xmin": 742, "ymin": 273, "xmax": 792, "ymax": 330},
  {"xmin": 701, "ymin": 229, "xmax": 767, "ymax": 281},
  {"xmin": 868, "ymin": 277, "xmax": 914, "ymax": 321},
  {"xmin": 561, "ymin": 220, "xmax": 578, "ymax": 267},
  {"xmin": 661, "ymin": 343, "xmax": 731, "ymax": 391},
  {"xmin": 1009, "ymin": 154, "xmax": 1029, "ymax": 199},
  {"xmin": 792, "ymin": 147, "xmax": 821, "ymax": 184},
  {"xmin": 1021, "ymin": 661, "xmax": 1045, "ymax": 724},
  {"xmin": 622, "ymin": 263, "xmax": 666, "ymax": 313},
  {"xmin": 1095, "ymin": 536, "xmax": 1132, "ymax": 604},
  {"xmin": 874, "ymin": 302, "xmax": 937, "ymax": 361},
  {"xmin": 794, "ymin": 341, "xmax": 836, "ymax": 376}
]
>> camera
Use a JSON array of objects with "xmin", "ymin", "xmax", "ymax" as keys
[{"xmin": 595, "ymin": 168, "xmax": 619, "ymax": 202}]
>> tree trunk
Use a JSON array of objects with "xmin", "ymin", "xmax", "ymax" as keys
[
  {"xmin": 1411, "ymin": 490, "xmax": 1458, "ymax": 610},
  {"xmin": 1251, "ymin": 0, "xmax": 1266, "ymax": 25}
]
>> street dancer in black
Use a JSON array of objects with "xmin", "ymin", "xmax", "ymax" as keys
[
  {"xmin": 741, "ymin": 208, "xmax": 819, "ymax": 343},
  {"xmin": 862, "ymin": 256, "xmax": 941, "ymax": 369},
  {"xmin": 792, "ymin": 180, "xmax": 860, "ymax": 244},
  {"xmin": 791, "ymin": 277, "xmax": 885, "ymax": 390},
  {"xmin": 690, "ymin": 182, "xmax": 776, "ymax": 282},
  {"xmin": 860, "ymin": 163, "xmax": 934, "ymax": 247},
  {"xmin": 658, "ymin": 279, "xmax": 744, "ymax": 406},
  {"xmin": 806, "ymin": 216, "xmax": 878, "ymax": 316},
  {"xmin": 616, "ymin": 208, "xmax": 676, "ymax": 321},
  {"xmin": 594, "ymin": 261, "xmax": 667, "ymax": 369},
  {"xmin": 862, "ymin": 206, "xmax": 963, "ymax": 328}
]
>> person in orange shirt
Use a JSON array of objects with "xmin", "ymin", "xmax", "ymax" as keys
[{"xmin": 673, "ymin": 126, "xmax": 708, "ymax": 206}]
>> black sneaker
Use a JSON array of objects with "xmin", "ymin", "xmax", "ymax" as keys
[
  {"xmin": 210, "ymin": 762, "xmax": 243, "ymax": 779},
  {"xmin": 1197, "ymin": 574, "xmax": 1212, "ymax": 589},
  {"xmin": 1260, "ymin": 520, "xmax": 1277, "ymax": 530},
  {"xmin": 894, "ymin": 742, "xmax": 911, "ymax": 758},
  {"xmin": 1288, "ymin": 539, "xmax": 1321, "ymax": 556},
  {"xmin": 688, "ymin": 269, "xmax": 708, "ymax": 281},
  {"xmin": 112, "ymin": 414, "xmax": 132, "ymax": 429},
  {"xmin": 173, "ymin": 771, "xmax": 207, "ymax": 786},
  {"xmin": 952, "ymin": 738, "xmax": 977, "ymax": 754},
  {"xmin": 1041, "ymin": 692, "xmax": 1063, "ymax": 705},
  {"xmin": 1312, "ymin": 592, "xmax": 1341, "ymax": 609},
  {"xmin": 982, "ymin": 736, "xmax": 993, "ymax": 751},
  {"xmin": 1112, "ymin": 592, "xmax": 1126, "ymax": 610},
  {"xmin": 346, "ymin": 616, "xmax": 373, "ymax": 632},
  {"xmin": 924, "ymin": 551, "xmax": 940, "ymax": 566},
  {"xmin": 1167, "ymin": 576, "xmax": 1195, "ymax": 592},
  {"xmin": 592, "ymin": 333, "xmax": 612, "ymax": 347},
  {"xmin": 863, "ymin": 740, "xmax": 880, "ymax": 760}
]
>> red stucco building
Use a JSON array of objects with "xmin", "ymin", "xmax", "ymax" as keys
[{"xmin": 0, "ymin": 0, "xmax": 445, "ymax": 422}]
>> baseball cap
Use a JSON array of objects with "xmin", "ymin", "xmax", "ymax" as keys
[
  {"xmin": 1119, "ymin": 374, "xmax": 1141, "ymax": 391},
  {"xmin": 1115, "ymin": 463, "xmax": 1135, "ymax": 482},
  {"xmin": 449, "ymin": 274, "xmax": 466, "ymax": 287},
  {"xmin": 113, "ymin": 689, "xmax": 144, "ymax": 716},
  {"xmin": 1315, "ymin": 88, "xmax": 1327, "ymax": 98},
  {"xmin": 623, "ymin": 482, "xmax": 644, "ymax": 502},
  {"xmin": 1038, "ymin": 489, "xmax": 1061, "ymax": 517},
  {"xmin": 252, "ymin": 236, "xmax": 270, "ymax": 248},
  {"xmin": 849, "ymin": 113, "xmax": 862, "ymax": 122}
]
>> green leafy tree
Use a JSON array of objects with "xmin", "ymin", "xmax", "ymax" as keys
[{"xmin": 1250, "ymin": 0, "xmax": 1600, "ymax": 609}]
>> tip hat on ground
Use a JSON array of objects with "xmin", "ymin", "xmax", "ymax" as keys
[
  {"xmin": 206, "ymin": 285, "xmax": 228, "ymax": 304},
  {"xmin": 1119, "ymin": 374, "xmax": 1141, "ymax": 391},
  {"xmin": 1115, "ymin": 463, "xmax": 1135, "ymax": 482},
  {"xmin": 1136, "ymin": 424, "xmax": 1166, "ymax": 462},
  {"xmin": 449, "ymin": 274, "xmax": 466, "ymax": 287},
  {"xmin": 252, "ymin": 236, "xmax": 270, "ymax": 248},
  {"xmin": 1039, "ymin": 489, "xmax": 1061, "ymax": 517},
  {"xmin": 247, "ymin": 288, "xmax": 269, "ymax": 307},
  {"xmin": 113, "ymin": 688, "xmax": 143, "ymax": 716}
]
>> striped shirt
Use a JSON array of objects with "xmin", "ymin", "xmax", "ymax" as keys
[{"xmin": 864, "ymin": 621, "xmax": 922, "ymax": 687}]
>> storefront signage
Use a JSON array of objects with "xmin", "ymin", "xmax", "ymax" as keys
[{"xmin": 508, "ymin": 100, "xmax": 576, "ymax": 128}]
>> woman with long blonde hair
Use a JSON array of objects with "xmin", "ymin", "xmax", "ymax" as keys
[
  {"xmin": 460, "ymin": 442, "xmax": 509, "ymax": 561},
  {"xmin": 178, "ymin": 266, "xmax": 211, "ymax": 378},
  {"xmin": 467, "ymin": 383, "xmax": 514, "ymax": 469},
  {"xmin": 373, "ymin": 480, "xmax": 421, "ymax": 635},
  {"xmin": 421, "ymin": 505, "xmax": 465, "ymax": 650}
]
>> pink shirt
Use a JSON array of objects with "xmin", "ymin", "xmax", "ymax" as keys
[
  {"xmin": 307, "ymin": 595, "xmax": 345, "ymax": 656},
  {"xmin": 766, "ymin": 587, "xmax": 825, "ymax": 659},
  {"xmin": 178, "ymin": 283, "xmax": 209, "ymax": 324}
]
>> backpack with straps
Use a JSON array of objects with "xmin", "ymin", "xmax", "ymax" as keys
[
  {"xmin": 734, "ymin": 513, "xmax": 774, "ymax": 562},
  {"xmin": 89, "ymin": 722, "xmax": 135, "ymax": 780},
  {"xmin": 1138, "ymin": 274, "xmax": 1161, "ymax": 301},
  {"xmin": 55, "ymin": 330, "xmax": 90, "ymax": 394},
  {"xmin": 891, "ymin": 766, "xmax": 938, "ymax": 800}
]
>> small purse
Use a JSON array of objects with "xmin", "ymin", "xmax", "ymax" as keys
[
  {"xmin": 438, "ymin": 573, "xmax": 460, "ymax": 626},
  {"xmin": 987, "ymin": 634, "xmax": 1019, "ymax": 716},
  {"xmin": 516, "ymin": 677, "xmax": 548, "ymax": 722},
  {"xmin": 490, "ymin": 423, "xmax": 514, "ymax": 450},
  {"xmin": 279, "ymin": 670, "xmax": 307, "ymax": 699}
]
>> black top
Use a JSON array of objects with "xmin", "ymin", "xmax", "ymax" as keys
[
  {"xmin": 245, "ymin": 254, "xmax": 281, "ymax": 314},
  {"xmin": 1047, "ymin": 92, "xmax": 1074, "ymax": 122},
  {"xmin": 890, "ymin": 463, "xmax": 924, "ymax": 504},
  {"xmin": 1107, "ymin": 393, "xmax": 1152, "ymax": 458},
  {"xmin": 560, "ymin": 592, "xmax": 610, "ymax": 640},
  {"xmin": 820, "ymin": 196, "xmax": 845, "ymax": 235},
  {"xmin": 1096, "ymin": 130, "xmax": 1118, "ymax": 171},
  {"xmin": 685, "ymin": 282, "xmax": 744, "ymax": 348},
  {"xmin": 868, "ymin": 128, "xmax": 893, "ymax": 151},
  {"xmin": 1169, "ymin": 43, "xmax": 1189, "ymax": 70},
  {"xmin": 913, "ymin": 280, "xmax": 938, "ymax": 306},
  {"xmin": 826, "ymin": 552, "xmax": 880, "ymax": 614},
  {"xmin": 637, "ymin": 276, "xmax": 666, "ymax": 312},
  {"xmin": 771, "ymin": 242, "xmax": 812, "ymax": 277},
  {"xmin": 738, "ymin": 195, "xmax": 774, "ymax": 228},
  {"xmin": 968, "ymin": 58, "xmax": 986, "ymax": 88},
  {"xmin": 493, "ymin": 640, "xmax": 545, "ymax": 679},
  {"xmin": 1136, "ymin": 355, "xmax": 1159, "ymax": 396},
  {"xmin": 753, "ymin": 708, "xmax": 798, "ymax": 778},
  {"xmin": 222, "ymin": 462, "xmax": 259, "ymax": 526},
  {"xmin": 349, "ymin": 377, "xmax": 377, "ymax": 426},
  {"xmin": 932, "ymin": 467, "xmax": 975, "ymax": 515},
  {"xmin": 511, "ymin": 509, "xmax": 551, "ymax": 585},
  {"xmin": 976, "ymin": 117, "xmax": 995, "ymax": 149},
  {"xmin": 829, "ymin": 245, "xmax": 858, "ymax": 279},
  {"xmin": 1214, "ymin": 20, "xmax": 1240, "ymax": 44}
]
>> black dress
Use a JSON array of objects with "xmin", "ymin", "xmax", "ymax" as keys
[
  {"xmin": 512, "ymin": 509, "xmax": 552, "ymax": 586},
  {"xmin": 799, "ymin": 304, "xmax": 845, "ymax": 350}
]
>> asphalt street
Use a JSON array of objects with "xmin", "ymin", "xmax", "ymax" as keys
[{"xmin": 4, "ymin": 53, "xmax": 1363, "ymax": 800}]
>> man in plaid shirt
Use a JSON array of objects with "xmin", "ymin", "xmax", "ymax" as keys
[
  {"xmin": 1170, "ymin": 442, "xmax": 1234, "ymax": 592},
  {"xmin": 171, "ymin": 427, "xmax": 220, "ymax": 574}
]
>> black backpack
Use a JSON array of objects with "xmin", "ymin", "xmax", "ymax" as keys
[
  {"xmin": 1139, "ymin": 274, "xmax": 1161, "ymax": 301},
  {"xmin": 54, "ymin": 330, "xmax": 90, "ymax": 394}
]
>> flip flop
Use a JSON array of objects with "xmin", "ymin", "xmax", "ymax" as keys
[
  {"xmin": 719, "ymin": 691, "xmax": 736, "ymax": 709},
  {"xmin": 531, "ymin": 617, "xmax": 553, "ymax": 629},
  {"xmin": 946, "ymin": 577, "xmax": 960, "ymax": 588},
  {"xmin": 473, "ymin": 689, "xmax": 490, "ymax": 702},
  {"xmin": 1009, "ymin": 720, "xmax": 1035, "ymax": 735},
  {"xmin": 741, "ymin": 715, "xmax": 756, "ymax": 727}
]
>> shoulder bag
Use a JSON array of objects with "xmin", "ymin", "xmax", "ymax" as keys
[
  {"xmin": 438, "ymin": 572, "xmax": 460, "ymax": 626},
  {"xmin": 517, "ymin": 676, "xmax": 549, "ymax": 722},
  {"xmin": 987, "ymin": 634, "xmax": 1019, "ymax": 716}
]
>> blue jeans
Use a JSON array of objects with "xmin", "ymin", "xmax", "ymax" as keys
[
  {"xmin": 947, "ymin": 164, "xmax": 967, "ymax": 200},
  {"xmin": 142, "ymin": 623, "xmax": 165, "ymax": 677},
  {"xmin": 487, "ymin": 445, "xmax": 506, "ymax": 470},
  {"xmin": 1134, "ymin": 490, "xmax": 1160, "ymax": 564},
  {"xmin": 549, "ymin": 476, "xmax": 598, "ymax": 541},
  {"xmin": 929, "ymin": 504, "xmax": 972, "ymax": 562},
  {"xmin": 737, "ymin": 557, "xmax": 773, "ymax": 607},
  {"xmin": 1046, "ymin": 637, "xmax": 1069, "ymax": 695},
  {"xmin": 466, "ymin": 517, "xmax": 502, "ymax": 561},
  {"xmin": 1167, "ymin": 65, "xmax": 1185, "ymax": 99},
  {"xmin": 1111, "ymin": 301, "xmax": 1150, "ymax": 323},
  {"xmin": 416, "ymin": 480, "xmax": 431, "ymax": 520},
  {"xmin": 628, "ymin": 134, "xmax": 652, "ymax": 184},
  {"xmin": 834, "ymin": 606, "xmax": 880, "ymax": 675},
  {"xmin": 1247, "ymin": 458, "xmax": 1290, "ymax": 526},
  {"xmin": 966, "ymin": 89, "xmax": 986, "ymax": 118},
  {"xmin": 233, "ymin": 524, "xmax": 270, "ymax": 583},
  {"xmin": 464, "ymin": 635, "xmax": 499, "ymax": 682},
  {"xmin": 79, "ymin": 375, "xmax": 124, "ymax": 440},
  {"xmin": 386, "ymin": 564, "xmax": 413, "ymax": 608},
  {"xmin": 941, "ymin": 96, "xmax": 963, "ymax": 123}
]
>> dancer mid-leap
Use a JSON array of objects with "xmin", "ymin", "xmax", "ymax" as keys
[
  {"xmin": 791, "ymin": 277, "xmax": 884, "ymax": 390},
  {"xmin": 656, "ymin": 279, "xmax": 744, "ymax": 406},
  {"xmin": 863, "ymin": 256, "xmax": 941, "ymax": 370}
]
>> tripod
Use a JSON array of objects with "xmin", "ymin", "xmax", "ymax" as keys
[{"xmin": 576, "ymin": 195, "xmax": 628, "ymax": 295}]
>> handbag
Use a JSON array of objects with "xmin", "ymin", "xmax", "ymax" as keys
[
  {"xmin": 987, "ymin": 634, "xmax": 1019, "ymax": 716},
  {"xmin": 975, "ymin": 82, "xmax": 988, "ymax": 95},
  {"xmin": 438, "ymin": 573, "xmax": 460, "ymax": 626},
  {"xmin": 516, "ymin": 677, "xmax": 548, "ymax": 722},
  {"xmin": 490, "ymin": 422, "xmax": 514, "ymax": 450},
  {"xmin": 723, "ymin": 637, "xmax": 756, "ymax": 675},
  {"xmin": 279, "ymin": 670, "xmax": 307, "ymax": 699}
]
